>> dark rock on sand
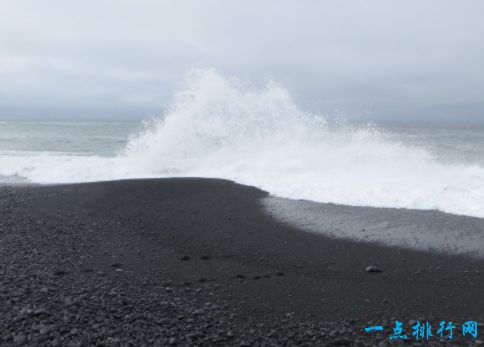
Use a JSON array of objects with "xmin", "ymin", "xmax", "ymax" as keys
[{"xmin": 365, "ymin": 265, "xmax": 383, "ymax": 273}]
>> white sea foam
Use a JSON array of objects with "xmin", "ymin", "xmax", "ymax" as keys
[{"xmin": 1, "ymin": 68, "xmax": 484, "ymax": 218}]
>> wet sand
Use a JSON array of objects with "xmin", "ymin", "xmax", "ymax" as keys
[{"xmin": 1, "ymin": 178, "xmax": 483, "ymax": 346}]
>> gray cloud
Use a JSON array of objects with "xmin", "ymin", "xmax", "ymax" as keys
[{"xmin": 1, "ymin": 0, "xmax": 484, "ymax": 122}]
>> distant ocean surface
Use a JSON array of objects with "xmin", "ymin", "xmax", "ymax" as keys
[{"xmin": 1, "ymin": 70, "xmax": 484, "ymax": 218}]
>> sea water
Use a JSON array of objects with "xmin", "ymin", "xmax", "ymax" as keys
[{"xmin": 1, "ymin": 69, "xmax": 484, "ymax": 218}]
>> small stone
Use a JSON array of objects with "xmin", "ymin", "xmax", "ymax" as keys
[
  {"xmin": 32, "ymin": 308, "xmax": 49, "ymax": 316},
  {"xmin": 365, "ymin": 266, "xmax": 383, "ymax": 273},
  {"xmin": 38, "ymin": 323, "xmax": 53, "ymax": 334},
  {"xmin": 276, "ymin": 272, "xmax": 285, "ymax": 276},
  {"xmin": 180, "ymin": 255, "xmax": 191, "ymax": 261},
  {"xmin": 168, "ymin": 337, "xmax": 177, "ymax": 345},
  {"xmin": 108, "ymin": 289, "xmax": 119, "ymax": 296},
  {"xmin": 13, "ymin": 333, "xmax": 26, "ymax": 344}
]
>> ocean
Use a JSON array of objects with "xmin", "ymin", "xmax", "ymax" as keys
[{"xmin": 1, "ymin": 70, "xmax": 484, "ymax": 218}]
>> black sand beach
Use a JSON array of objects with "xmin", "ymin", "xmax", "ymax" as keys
[{"xmin": 1, "ymin": 178, "xmax": 483, "ymax": 346}]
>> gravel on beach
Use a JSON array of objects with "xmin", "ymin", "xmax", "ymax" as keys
[{"xmin": 1, "ymin": 178, "xmax": 483, "ymax": 346}]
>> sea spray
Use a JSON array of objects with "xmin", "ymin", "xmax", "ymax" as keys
[{"xmin": 1, "ymin": 68, "xmax": 484, "ymax": 218}]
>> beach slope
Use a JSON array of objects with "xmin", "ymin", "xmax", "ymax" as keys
[{"xmin": 1, "ymin": 178, "xmax": 483, "ymax": 345}]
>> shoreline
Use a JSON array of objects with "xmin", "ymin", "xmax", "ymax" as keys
[
  {"xmin": 1, "ymin": 178, "xmax": 483, "ymax": 345},
  {"xmin": 263, "ymin": 195, "xmax": 484, "ymax": 259}
]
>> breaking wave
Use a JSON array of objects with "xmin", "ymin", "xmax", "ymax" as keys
[{"xmin": 2, "ymin": 68, "xmax": 484, "ymax": 218}]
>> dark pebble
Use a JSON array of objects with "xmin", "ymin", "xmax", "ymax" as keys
[
  {"xmin": 365, "ymin": 266, "xmax": 383, "ymax": 273},
  {"xmin": 54, "ymin": 270, "xmax": 68, "ymax": 276}
]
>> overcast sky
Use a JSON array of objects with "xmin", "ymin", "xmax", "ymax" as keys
[{"xmin": 1, "ymin": 0, "xmax": 484, "ymax": 122}]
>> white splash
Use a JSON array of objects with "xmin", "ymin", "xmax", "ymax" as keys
[{"xmin": 1, "ymin": 68, "xmax": 484, "ymax": 218}]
